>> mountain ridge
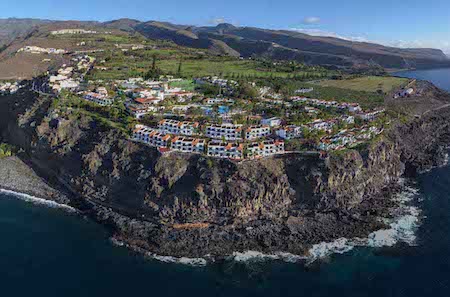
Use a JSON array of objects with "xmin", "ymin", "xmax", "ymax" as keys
[{"xmin": 0, "ymin": 18, "xmax": 448, "ymax": 70}]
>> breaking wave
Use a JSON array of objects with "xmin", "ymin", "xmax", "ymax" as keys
[
  {"xmin": 231, "ymin": 251, "xmax": 306, "ymax": 263},
  {"xmin": 150, "ymin": 254, "xmax": 208, "ymax": 266},
  {"xmin": 0, "ymin": 188, "xmax": 76, "ymax": 212},
  {"xmin": 306, "ymin": 181, "xmax": 421, "ymax": 262},
  {"xmin": 228, "ymin": 180, "xmax": 422, "ymax": 264}
]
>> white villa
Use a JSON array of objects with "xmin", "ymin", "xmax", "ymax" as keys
[
  {"xmin": 261, "ymin": 117, "xmax": 282, "ymax": 127},
  {"xmin": 247, "ymin": 140, "xmax": 285, "ymax": 159},
  {"xmin": 133, "ymin": 126, "xmax": 171, "ymax": 148},
  {"xmin": 158, "ymin": 119, "xmax": 199, "ymax": 136},
  {"xmin": 84, "ymin": 92, "xmax": 113, "ymax": 106},
  {"xmin": 171, "ymin": 137, "xmax": 205, "ymax": 154},
  {"xmin": 205, "ymin": 124, "xmax": 243, "ymax": 141},
  {"xmin": 207, "ymin": 141, "xmax": 244, "ymax": 160},
  {"xmin": 245, "ymin": 125, "xmax": 271, "ymax": 140},
  {"xmin": 276, "ymin": 125, "xmax": 303, "ymax": 140},
  {"xmin": 51, "ymin": 29, "xmax": 98, "ymax": 35},
  {"xmin": 307, "ymin": 119, "xmax": 336, "ymax": 132}
]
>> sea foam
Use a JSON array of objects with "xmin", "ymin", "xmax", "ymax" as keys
[
  {"xmin": 229, "ymin": 181, "xmax": 422, "ymax": 264},
  {"xmin": 150, "ymin": 254, "xmax": 208, "ymax": 266},
  {"xmin": 0, "ymin": 188, "xmax": 75, "ymax": 212},
  {"xmin": 306, "ymin": 182, "xmax": 421, "ymax": 262}
]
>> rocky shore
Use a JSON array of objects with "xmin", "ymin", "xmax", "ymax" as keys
[
  {"xmin": 0, "ymin": 81, "xmax": 450, "ymax": 260},
  {"xmin": 0, "ymin": 156, "xmax": 69, "ymax": 204}
]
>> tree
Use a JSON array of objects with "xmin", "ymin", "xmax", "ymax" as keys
[
  {"xmin": 177, "ymin": 57, "xmax": 183, "ymax": 77},
  {"xmin": 152, "ymin": 54, "xmax": 157, "ymax": 72},
  {"xmin": 238, "ymin": 82, "xmax": 258, "ymax": 99}
]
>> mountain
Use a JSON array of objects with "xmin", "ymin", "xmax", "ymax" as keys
[
  {"xmin": 0, "ymin": 18, "xmax": 449, "ymax": 70},
  {"xmin": 0, "ymin": 18, "xmax": 52, "ymax": 47},
  {"xmin": 136, "ymin": 22, "xmax": 449, "ymax": 69}
]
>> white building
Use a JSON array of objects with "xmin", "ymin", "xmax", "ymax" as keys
[
  {"xmin": 84, "ymin": 92, "xmax": 113, "ymax": 106},
  {"xmin": 133, "ymin": 125, "xmax": 171, "ymax": 148},
  {"xmin": 295, "ymin": 87, "xmax": 314, "ymax": 94},
  {"xmin": 58, "ymin": 79, "xmax": 80, "ymax": 90},
  {"xmin": 127, "ymin": 105, "xmax": 153, "ymax": 119},
  {"xmin": 158, "ymin": 119, "xmax": 199, "ymax": 136},
  {"xmin": 51, "ymin": 29, "xmax": 98, "ymax": 35},
  {"xmin": 307, "ymin": 119, "xmax": 335, "ymax": 132},
  {"xmin": 261, "ymin": 117, "xmax": 282, "ymax": 127},
  {"xmin": 171, "ymin": 137, "xmax": 205, "ymax": 154},
  {"xmin": 276, "ymin": 125, "xmax": 303, "ymax": 140},
  {"xmin": 245, "ymin": 125, "xmax": 271, "ymax": 140},
  {"xmin": 205, "ymin": 124, "xmax": 243, "ymax": 141},
  {"xmin": 207, "ymin": 141, "xmax": 244, "ymax": 160},
  {"xmin": 206, "ymin": 98, "xmax": 235, "ymax": 105},
  {"xmin": 247, "ymin": 140, "xmax": 285, "ymax": 159}
]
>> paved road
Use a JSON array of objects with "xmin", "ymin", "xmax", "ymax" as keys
[{"xmin": 421, "ymin": 103, "xmax": 450, "ymax": 117}]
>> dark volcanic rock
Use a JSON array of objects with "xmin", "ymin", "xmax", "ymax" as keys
[{"xmin": 1, "ymin": 81, "xmax": 450, "ymax": 258}]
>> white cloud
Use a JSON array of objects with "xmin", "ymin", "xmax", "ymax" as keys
[
  {"xmin": 302, "ymin": 17, "xmax": 321, "ymax": 25},
  {"xmin": 291, "ymin": 28, "xmax": 369, "ymax": 42},
  {"xmin": 208, "ymin": 17, "xmax": 226, "ymax": 25},
  {"xmin": 290, "ymin": 27, "xmax": 450, "ymax": 54}
]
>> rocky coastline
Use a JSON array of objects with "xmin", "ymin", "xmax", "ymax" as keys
[{"xmin": 1, "ymin": 81, "xmax": 450, "ymax": 260}]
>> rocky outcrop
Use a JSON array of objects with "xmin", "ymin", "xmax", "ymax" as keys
[{"xmin": 1, "ymin": 82, "xmax": 450, "ymax": 258}]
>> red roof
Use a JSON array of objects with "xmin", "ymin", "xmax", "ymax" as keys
[
  {"xmin": 135, "ymin": 97, "xmax": 159, "ymax": 104},
  {"xmin": 158, "ymin": 147, "xmax": 171, "ymax": 153}
]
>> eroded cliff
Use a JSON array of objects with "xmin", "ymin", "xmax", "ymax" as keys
[{"xmin": 1, "ymin": 82, "xmax": 450, "ymax": 257}]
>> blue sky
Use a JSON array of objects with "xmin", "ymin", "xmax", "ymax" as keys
[{"xmin": 2, "ymin": 0, "xmax": 449, "ymax": 53}]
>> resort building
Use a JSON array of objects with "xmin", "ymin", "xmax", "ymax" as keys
[
  {"xmin": 171, "ymin": 137, "xmax": 206, "ymax": 154},
  {"xmin": 276, "ymin": 125, "xmax": 303, "ymax": 140},
  {"xmin": 205, "ymin": 124, "xmax": 243, "ymax": 141},
  {"xmin": 126, "ymin": 105, "xmax": 156, "ymax": 119},
  {"xmin": 158, "ymin": 119, "xmax": 200, "ymax": 136},
  {"xmin": 207, "ymin": 141, "xmax": 244, "ymax": 160},
  {"xmin": 307, "ymin": 119, "xmax": 336, "ymax": 132},
  {"xmin": 51, "ymin": 29, "xmax": 98, "ymax": 35},
  {"xmin": 133, "ymin": 125, "xmax": 171, "ymax": 148},
  {"xmin": 245, "ymin": 125, "xmax": 271, "ymax": 140},
  {"xmin": 84, "ymin": 92, "xmax": 113, "ymax": 106},
  {"xmin": 247, "ymin": 140, "xmax": 285, "ymax": 159},
  {"xmin": 261, "ymin": 117, "xmax": 282, "ymax": 127}
]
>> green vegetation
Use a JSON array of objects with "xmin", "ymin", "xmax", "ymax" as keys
[
  {"xmin": 256, "ymin": 77, "xmax": 385, "ymax": 109},
  {"xmin": 87, "ymin": 42, "xmax": 336, "ymax": 81},
  {"xmin": 314, "ymin": 76, "xmax": 408, "ymax": 93},
  {"xmin": 169, "ymin": 79, "xmax": 195, "ymax": 91},
  {"xmin": 0, "ymin": 143, "xmax": 15, "ymax": 158},
  {"xmin": 307, "ymin": 84, "xmax": 385, "ymax": 109},
  {"xmin": 52, "ymin": 91, "xmax": 135, "ymax": 134}
]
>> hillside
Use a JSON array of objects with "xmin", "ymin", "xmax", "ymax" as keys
[
  {"xmin": 0, "ymin": 18, "xmax": 449, "ymax": 77},
  {"xmin": 0, "ymin": 18, "xmax": 51, "ymax": 47},
  {"xmin": 130, "ymin": 21, "xmax": 450, "ymax": 70}
]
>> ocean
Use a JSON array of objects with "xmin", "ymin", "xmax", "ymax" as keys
[
  {"xmin": 394, "ymin": 68, "xmax": 450, "ymax": 92},
  {"xmin": 1, "ymin": 68, "xmax": 450, "ymax": 296}
]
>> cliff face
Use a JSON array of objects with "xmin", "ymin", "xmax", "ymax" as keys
[{"xmin": 1, "ymin": 84, "xmax": 450, "ymax": 257}]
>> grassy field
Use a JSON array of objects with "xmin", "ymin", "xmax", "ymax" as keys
[
  {"xmin": 158, "ymin": 59, "xmax": 295, "ymax": 78},
  {"xmin": 314, "ymin": 76, "xmax": 409, "ymax": 93},
  {"xmin": 86, "ymin": 44, "xmax": 335, "ymax": 81},
  {"xmin": 303, "ymin": 83, "xmax": 385, "ymax": 109}
]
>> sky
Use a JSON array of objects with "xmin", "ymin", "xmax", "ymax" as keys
[{"xmin": 2, "ymin": 0, "xmax": 450, "ymax": 54}]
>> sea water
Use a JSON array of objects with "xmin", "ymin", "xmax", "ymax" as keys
[{"xmin": 1, "ymin": 68, "xmax": 450, "ymax": 296}]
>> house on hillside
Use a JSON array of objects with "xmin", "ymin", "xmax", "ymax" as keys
[
  {"xmin": 158, "ymin": 119, "xmax": 199, "ymax": 136},
  {"xmin": 171, "ymin": 137, "xmax": 205, "ymax": 154},
  {"xmin": 207, "ymin": 141, "xmax": 244, "ymax": 160},
  {"xmin": 261, "ymin": 117, "xmax": 282, "ymax": 127},
  {"xmin": 247, "ymin": 140, "xmax": 285, "ymax": 159},
  {"xmin": 245, "ymin": 125, "xmax": 271, "ymax": 140},
  {"xmin": 205, "ymin": 124, "xmax": 243, "ymax": 141}
]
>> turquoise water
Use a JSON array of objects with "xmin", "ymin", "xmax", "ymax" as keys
[
  {"xmin": 1, "ymin": 169, "xmax": 447, "ymax": 296},
  {"xmin": 1, "ymin": 68, "xmax": 450, "ymax": 296}
]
